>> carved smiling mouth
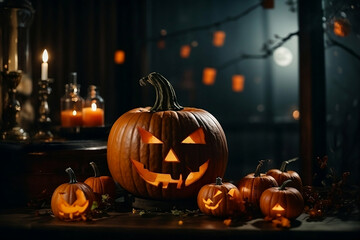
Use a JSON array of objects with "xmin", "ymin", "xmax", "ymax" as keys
[
  {"xmin": 131, "ymin": 159, "xmax": 209, "ymax": 189},
  {"xmin": 203, "ymin": 198, "xmax": 223, "ymax": 210}
]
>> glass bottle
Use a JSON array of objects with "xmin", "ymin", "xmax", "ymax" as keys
[
  {"xmin": 60, "ymin": 72, "xmax": 84, "ymax": 127},
  {"xmin": 82, "ymin": 85, "xmax": 104, "ymax": 127}
]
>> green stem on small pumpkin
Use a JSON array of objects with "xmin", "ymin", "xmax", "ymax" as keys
[
  {"xmin": 65, "ymin": 167, "xmax": 78, "ymax": 184},
  {"xmin": 139, "ymin": 72, "xmax": 183, "ymax": 112},
  {"xmin": 89, "ymin": 162, "xmax": 100, "ymax": 178},
  {"xmin": 279, "ymin": 157, "xmax": 299, "ymax": 172},
  {"xmin": 215, "ymin": 177, "xmax": 223, "ymax": 185},
  {"xmin": 279, "ymin": 179, "xmax": 292, "ymax": 190}
]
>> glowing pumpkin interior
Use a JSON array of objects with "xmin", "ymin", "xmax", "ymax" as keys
[
  {"xmin": 131, "ymin": 127, "xmax": 209, "ymax": 189},
  {"xmin": 272, "ymin": 203, "xmax": 285, "ymax": 217},
  {"xmin": 272, "ymin": 203, "xmax": 285, "ymax": 211},
  {"xmin": 202, "ymin": 188, "xmax": 237, "ymax": 210},
  {"xmin": 57, "ymin": 189, "xmax": 89, "ymax": 220}
]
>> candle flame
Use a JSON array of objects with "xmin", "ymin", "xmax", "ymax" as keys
[
  {"xmin": 42, "ymin": 49, "xmax": 48, "ymax": 63},
  {"xmin": 91, "ymin": 103, "xmax": 97, "ymax": 111},
  {"xmin": 72, "ymin": 110, "xmax": 77, "ymax": 116},
  {"xmin": 272, "ymin": 203, "xmax": 285, "ymax": 211}
]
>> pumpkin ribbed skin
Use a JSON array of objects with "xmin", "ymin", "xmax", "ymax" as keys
[
  {"xmin": 266, "ymin": 157, "xmax": 303, "ymax": 193},
  {"xmin": 51, "ymin": 168, "xmax": 95, "ymax": 221},
  {"xmin": 197, "ymin": 178, "xmax": 242, "ymax": 217},
  {"xmin": 260, "ymin": 181, "xmax": 304, "ymax": 219},
  {"xmin": 107, "ymin": 107, "xmax": 228, "ymax": 199},
  {"xmin": 237, "ymin": 173, "xmax": 278, "ymax": 209},
  {"xmin": 85, "ymin": 162, "xmax": 116, "ymax": 199},
  {"xmin": 266, "ymin": 169, "xmax": 302, "ymax": 193}
]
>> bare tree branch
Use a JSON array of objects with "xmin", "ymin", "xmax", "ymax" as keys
[
  {"xmin": 218, "ymin": 30, "xmax": 299, "ymax": 70},
  {"xmin": 148, "ymin": 2, "xmax": 262, "ymax": 42},
  {"xmin": 326, "ymin": 33, "xmax": 360, "ymax": 61}
]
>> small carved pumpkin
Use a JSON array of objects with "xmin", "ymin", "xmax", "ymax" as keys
[
  {"xmin": 197, "ymin": 177, "xmax": 243, "ymax": 217},
  {"xmin": 85, "ymin": 162, "xmax": 116, "ymax": 200},
  {"xmin": 260, "ymin": 180, "xmax": 304, "ymax": 219},
  {"xmin": 51, "ymin": 168, "xmax": 95, "ymax": 221},
  {"xmin": 107, "ymin": 73, "xmax": 228, "ymax": 199},
  {"xmin": 266, "ymin": 157, "xmax": 302, "ymax": 193},
  {"xmin": 237, "ymin": 160, "xmax": 278, "ymax": 210}
]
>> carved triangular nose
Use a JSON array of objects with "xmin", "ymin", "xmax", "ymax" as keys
[{"xmin": 164, "ymin": 148, "xmax": 180, "ymax": 163}]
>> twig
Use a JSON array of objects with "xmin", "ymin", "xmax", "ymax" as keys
[
  {"xmin": 148, "ymin": 2, "xmax": 262, "ymax": 42},
  {"xmin": 326, "ymin": 33, "xmax": 360, "ymax": 61},
  {"xmin": 218, "ymin": 31, "xmax": 299, "ymax": 70}
]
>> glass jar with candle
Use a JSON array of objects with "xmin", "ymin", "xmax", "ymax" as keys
[
  {"xmin": 60, "ymin": 73, "xmax": 84, "ymax": 127},
  {"xmin": 82, "ymin": 85, "xmax": 105, "ymax": 127}
]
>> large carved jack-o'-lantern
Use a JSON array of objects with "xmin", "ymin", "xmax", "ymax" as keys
[{"xmin": 107, "ymin": 73, "xmax": 228, "ymax": 199}]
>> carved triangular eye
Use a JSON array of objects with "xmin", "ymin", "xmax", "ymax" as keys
[
  {"xmin": 138, "ymin": 127, "xmax": 163, "ymax": 144},
  {"xmin": 228, "ymin": 188, "xmax": 236, "ymax": 197},
  {"xmin": 214, "ymin": 189, "xmax": 222, "ymax": 198},
  {"xmin": 181, "ymin": 128, "xmax": 206, "ymax": 144}
]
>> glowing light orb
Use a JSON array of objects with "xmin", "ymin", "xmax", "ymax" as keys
[{"xmin": 273, "ymin": 47, "xmax": 293, "ymax": 67}]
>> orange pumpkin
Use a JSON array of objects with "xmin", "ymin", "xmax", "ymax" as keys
[
  {"xmin": 237, "ymin": 160, "xmax": 278, "ymax": 210},
  {"xmin": 85, "ymin": 162, "xmax": 116, "ymax": 200},
  {"xmin": 260, "ymin": 180, "xmax": 304, "ymax": 219},
  {"xmin": 266, "ymin": 157, "xmax": 302, "ymax": 193},
  {"xmin": 197, "ymin": 177, "xmax": 243, "ymax": 217},
  {"xmin": 51, "ymin": 168, "xmax": 95, "ymax": 221},
  {"xmin": 107, "ymin": 72, "xmax": 228, "ymax": 200}
]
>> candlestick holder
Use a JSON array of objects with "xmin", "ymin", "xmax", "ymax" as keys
[
  {"xmin": 0, "ymin": 71, "xmax": 29, "ymax": 141},
  {"xmin": 33, "ymin": 78, "xmax": 54, "ymax": 141}
]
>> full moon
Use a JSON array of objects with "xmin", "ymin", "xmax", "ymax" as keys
[{"xmin": 273, "ymin": 47, "xmax": 293, "ymax": 67}]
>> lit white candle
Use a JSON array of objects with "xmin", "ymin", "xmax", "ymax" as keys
[{"xmin": 41, "ymin": 49, "xmax": 48, "ymax": 80}]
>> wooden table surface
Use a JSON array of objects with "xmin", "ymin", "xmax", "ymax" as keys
[{"xmin": 0, "ymin": 209, "xmax": 359, "ymax": 240}]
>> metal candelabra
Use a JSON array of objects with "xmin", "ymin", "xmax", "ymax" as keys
[
  {"xmin": 33, "ymin": 78, "xmax": 54, "ymax": 141},
  {"xmin": 1, "ymin": 71, "xmax": 29, "ymax": 141}
]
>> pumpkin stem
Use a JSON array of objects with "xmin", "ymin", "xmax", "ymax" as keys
[
  {"xmin": 279, "ymin": 157, "xmax": 299, "ymax": 172},
  {"xmin": 254, "ymin": 159, "xmax": 270, "ymax": 177},
  {"xmin": 279, "ymin": 179, "xmax": 292, "ymax": 190},
  {"xmin": 89, "ymin": 162, "xmax": 100, "ymax": 178},
  {"xmin": 65, "ymin": 167, "xmax": 78, "ymax": 184},
  {"xmin": 139, "ymin": 72, "xmax": 183, "ymax": 112},
  {"xmin": 215, "ymin": 177, "xmax": 223, "ymax": 185}
]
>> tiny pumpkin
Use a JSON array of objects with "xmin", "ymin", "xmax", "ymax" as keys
[
  {"xmin": 260, "ymin": 179, "xmax": 304, "ymax": 219},
  {"xmin": 197, "ymin": 177, "xmax": 243, "ymax": 217},
  {"xmin": 85, "ymin": 162, "xmax": 116, "ymax": 200},
  {"xmin": 51, "ymin": 167, "xmax": 95, "ymax": 221},
  {"xmin": 237, "ymin": 160, "xmax": 278, "ymax": 210},
  {"xmin": 266, "ymin": 157, "xmax": 302, "ymax": 193}
]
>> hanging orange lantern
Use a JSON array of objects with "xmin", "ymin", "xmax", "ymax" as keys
[
  {"xmin": 114, "ymin": 50, "xmax": 125, "ymax": 64},
  {"xmin": 261, "ymin": 0, "xmax": 274, "ymax": 9},
  {"xmin": 232, "ymin": 75, "xmax": 245, "ymax": 92},
  {"xmin": 180, "ymin": 45, "xmax": 191, "ymax": 58},
  {"xmin": 333, "ymin": 18, "xmax": 351, "ymax": 37},
  {"xmin": 212, "ymin": 31, "xmax": 226, "ymax": 47},
  {"xmin": 202, "ymin": 68, "xmax": 217, "ymax": 85}
]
